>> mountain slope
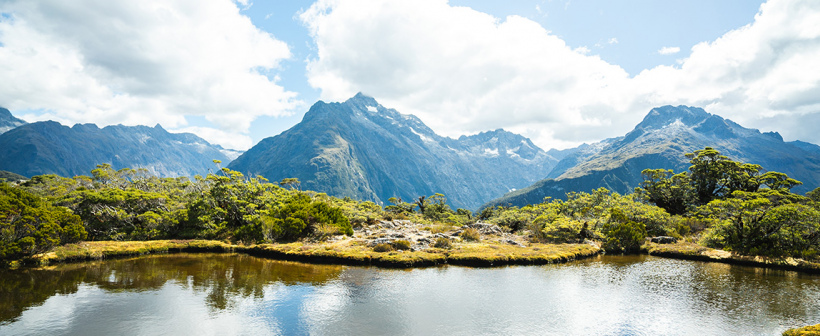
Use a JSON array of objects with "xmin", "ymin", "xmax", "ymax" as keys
[
  {"xmin": 0, "ymin": 121, "xmax": 233, "ymax": 178},
  {"xmin": 229, "ymin": 93, "xmax": 557, "ymax": 210},
  {"xmin": 488, "ymin": 105, "xmax": 820, "ymax": 207},
  {"xmin": 0, "ymin": 107, "xmax": 27, "ymax": 134}
]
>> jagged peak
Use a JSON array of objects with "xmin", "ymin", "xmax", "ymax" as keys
[
  {"xmin": 345, "ymin": 92, "xmax": 380, "ymax": 108},
  {"xmin": 72, "ymin": 123, "xmax": 100, "ymax": 130}
]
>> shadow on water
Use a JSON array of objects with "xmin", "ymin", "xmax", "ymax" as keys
[{"xmin": 0, "ymin": 253, "xmax": 344, "ymax": 324}]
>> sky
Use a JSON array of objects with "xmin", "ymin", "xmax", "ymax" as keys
[{"xmin": 1, "ymin": 0, "xmax": 819, "ymax": 152}]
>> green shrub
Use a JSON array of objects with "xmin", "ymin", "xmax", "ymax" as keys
[
  {"xmin": 1, "ymin": 184, "xmax": 87, "ymax": 261},
  {"xmin": 460, "ymin": 228, "xmax": 481, "ymax": 242},
  {"xmin": 602, "ymin": 208, "xmax": 646, "ymax": 253},
  {"xmin": 489, "ymin": 209, "xmax": 529, "ymax": 232},
  {"xmin": 540, "ymin": 216, "xmax": 585, "ymax": 243},
  {"xmin": 373, "ymin": 243, "xmax": 394, "ymax": 252}
]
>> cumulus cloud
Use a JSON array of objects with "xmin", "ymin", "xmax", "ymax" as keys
[
  {"xmin": 658, "ymin": 46, "xmax": 680, "ymax": 55},
  {"xmin": 301, "ymin": 0, "xmax": 632, "ymax": 149},
  {"xmin": 0, "ymin": 0, "xmax": 299, "ymax": 149},
  {"xmin": 633, "ymin": 0, "xmax": 820, "ymax": 136},
  {"xmin": 301, "ymin": 0, "xmax": 820, "ymax": 149},
  {"xmin": 170, "ymin": 126, "xmax": 254, "ymax": 152}
]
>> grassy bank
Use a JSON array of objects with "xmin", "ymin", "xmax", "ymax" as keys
[
  {"xmin": 22, "ymin": 239, "xmax": 601, "ymax": 268},
  {"xmin": 783, "ymin": 323, "xmax": 820, "ymax": 336},
  {"xmin": 642, "ymin": 241, "xmax": 820, "ymax": 274}
]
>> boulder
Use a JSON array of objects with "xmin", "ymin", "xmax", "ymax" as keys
[{"xmin": 650, "ymin": 236, "xmax": 678, "ymax": 244}]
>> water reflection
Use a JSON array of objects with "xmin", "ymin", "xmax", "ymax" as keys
[
  {"xmin": 1, "ymin": 254, "xmax": 819, "ymax": 335},
  {"xmin": 0, "ymin": 254, "xmax": 343, "ymax": 327}
]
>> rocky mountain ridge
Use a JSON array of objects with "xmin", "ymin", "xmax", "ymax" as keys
[{"xmin": 229, "ymin": 93, "xmax": 558, "ymax": 210}]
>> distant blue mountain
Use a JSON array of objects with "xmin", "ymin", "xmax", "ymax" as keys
[
  {"xmin": 486, "ymin": 105, "xmax": 820, "ymax": 207},
  {"xmin": 228, "ymin": 93, "xmax": 558, "ymax": 210},
  {"xmin": 0, "ymin": 121, "xmax": 236, "ymax": 178}
]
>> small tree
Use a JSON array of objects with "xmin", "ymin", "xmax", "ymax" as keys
[{"xmin": 602, "ymin": 208, "xmax": 646, "ymax": 253}]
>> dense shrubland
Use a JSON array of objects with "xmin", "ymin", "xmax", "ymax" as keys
[
  {"xmin": 2, "ymin": 147, "xmax": 820, "ymax": 263},
  {"xmin": 482, "ymin": 147, "xmax": 820, "ymax": 258}
]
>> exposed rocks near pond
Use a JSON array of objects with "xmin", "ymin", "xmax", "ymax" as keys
[
  {"xmin": 650, "ymin": 236, "xmax": 678, "ymax": 244},
  {"xmin": 347, "ymin": 220, "xmax": 527, "ymax": 250}
]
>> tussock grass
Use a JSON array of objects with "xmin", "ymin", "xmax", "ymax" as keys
[
  {"xmin": 24, "ymin": 239, "xmax": 602, "ymax": 269},
  {"xmin": 783, "ymin": 323, "xmax": 820, "ymax": 336}
]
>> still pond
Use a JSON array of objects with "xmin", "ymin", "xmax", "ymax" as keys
[{"xmin": 1, "ymin": 253, "xmax": 819, "ymax": 335}]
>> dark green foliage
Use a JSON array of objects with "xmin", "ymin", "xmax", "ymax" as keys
[
  {"xmin": 418, "ymin": 193, "xmax": 455, "ymax": 221},
  {"xmin": 9, "ymin": 164, "xmax": 356, "ymax": 247},
  {"xmin": 638, "ymin": 147, "xmax": 802, "ymax": 215},
  {"xmin": 266, "ymin": 193, "xmax": 353, "ymax": 242},
  {"xmin": 699, "ymin": 190, "xmax": 820, "ymax": 257},
  {"xmin": 602, "ymin": 208, "xmax": 646, "ymax": 253},
  {"xmin": 637, "ymin": 169, "xmax": 693, "ymax": 215},
  {"xmin": 1, "ymin": 183, "xmax": 86, "ymax": 261}
]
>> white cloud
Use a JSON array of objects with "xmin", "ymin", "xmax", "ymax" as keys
[
  {"xmin": 607, "ymin": 37, "xmax": 619, "ymax": 45},
  {"xmin": 633, "ymin": 0, "xmax": 820, "ymax": 138},
  {"xmin": 301, "ymin": 0, "xmax": 820, "ymax": 149},
  {"xmin": 658, "ymin": 46, "xmax": 680, "ymax": 55},
  {"xmin": 301, "ymin": 0, "xmax": 632, "ymax": 149},
  {"xmin": 0, "ymin": 0, "xmax": 299, "ymax": 150},
  {"xmin": 170, "ymin": 126, "xmax": 253, "ymax": 151}
]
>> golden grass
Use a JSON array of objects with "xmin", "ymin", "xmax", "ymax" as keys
[
  {"xmin": 783, "ymin": 323, "xmax": 820, "ymax": 336},
  {"xmin": 24, "ymin": 239, "xmax": 602, "ymax": 269}
]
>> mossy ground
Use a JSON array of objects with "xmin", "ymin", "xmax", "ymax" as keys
[{"xmin": 22, "ymin": 239, "xmax": 601, "ymax": 268}]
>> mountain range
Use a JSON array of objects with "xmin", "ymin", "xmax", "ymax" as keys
[
  {"xmin": 228, "ymin": 93, "xmax": 558, "ymax": 210},
  {"xmin": 0, "ymin": 121, "xmax": 237, "ymax": 178},
  {"xmin": 485, "ymin": 105, "xmax": 820, "ymax": 208},
  {"xmin": 2, "ymin": 100, "xmax": 819, "ymax": 211}
]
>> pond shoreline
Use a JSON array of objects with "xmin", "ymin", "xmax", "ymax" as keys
[
  {"xmin": 17, "ymin": 239, "xmax": 602, "ymax": 269},
  {"xmin": 8, "ymin": 240, "xmax": 820, "ymax": 274},
  {"xmin": 643, "ymin": 241, "xmax": 820, "ymax": 275}
]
